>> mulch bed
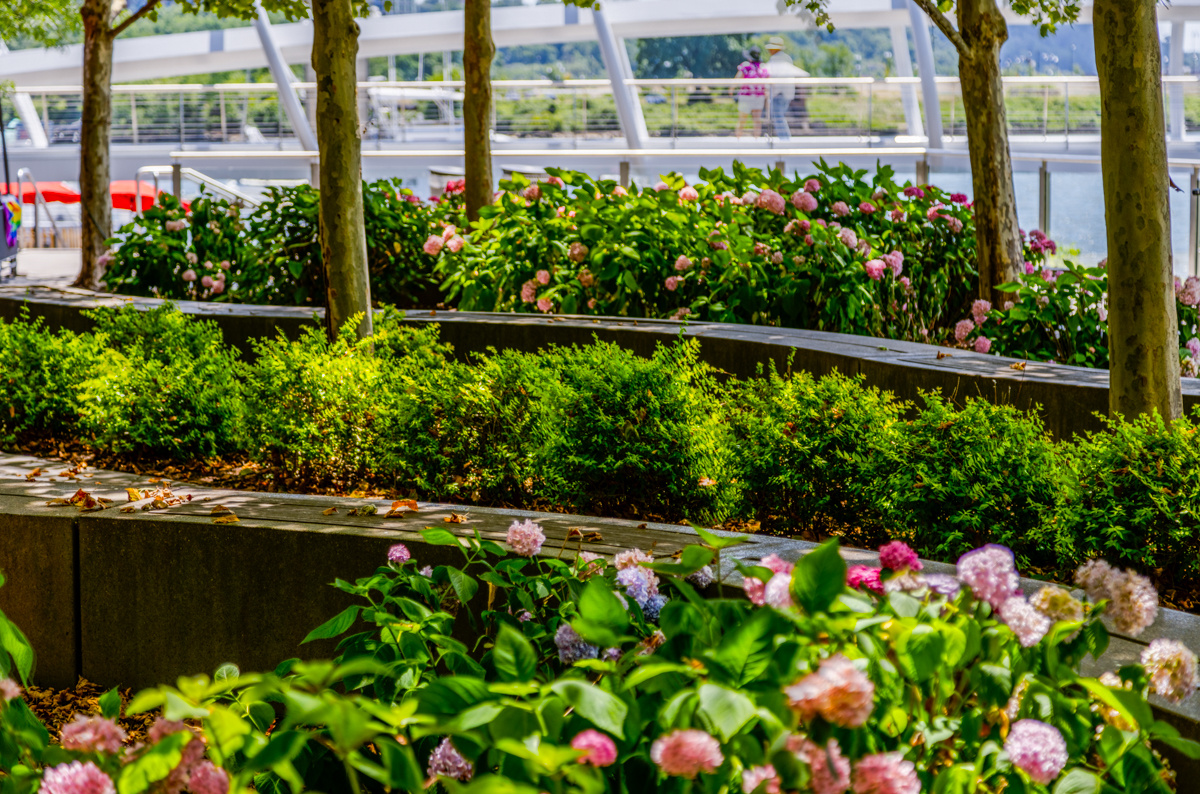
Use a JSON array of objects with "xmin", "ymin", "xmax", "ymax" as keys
[{"xmin": 21, "ymin": 678, "xmax": 158, "ymax": 746}]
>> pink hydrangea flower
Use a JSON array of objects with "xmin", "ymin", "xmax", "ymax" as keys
[
  {"xmin": 571, "ymin": 729, "xmax": 617, "ymax": 766},
  {"xmin": 954, "ymin": 319, "xmax": 975, "ymax": 343},
  {"xmin": 846, "ymin": 565, "xmax": 883, "ymax": 593},
  {"xmin": 0, "ymin": 677, "xmax": 21, "ymax": 702},
  {"xmin": 878, "ymin": 541, "xmax": 921, "ymax": 572},
  {"xmin": 784, "ymin": 654, "xmax": 874, "ymax": 727},
  {"xmin": 831, "ymin": 201, "xmax": 850, "ymax": 217},
  {"xmin": 742, "ymin": 764, "xmax": 781, "ymax": 794},
  {"xmin": 899, "ymin": 276, "xmax": 912, "ymax": 292},
  {"xmin": 547, "ymin": 176, "xmax": 565, "ymax": 188},
  {"xmin": 387, "ymin": 543, "xmax": 410, "ymax": 564},
  {"xmin": 971, "ymin": 299, "xmax": 992, "ymax": 327},
  {"xmin": 903, "ymin": 186, "xmax": 925, "ymax": 199},
  {"xmin": 536, "ymin": 269, "xmax": 551, "ymax": 285},
  {"xmin": 522, "ymin": 184, "xmax": 541, "ymax": 201},
  {"xmin": 520, "ymin": 280, "xmax": 537, "ymax": 303},
  {"xmin": 1187, "ymin": 338, "xmax": 1200, "ymax": 358},
  {"xmin": 889, "ymin": 209, "xmax": 906, "ymax": 222},
  {"xmin": 805, "ymin": 234, "xmax": 814, "ymax": 245},
  {"xmin": 428, "ymin": 737, "xmax": 474, "ymax": 780},
  {"xmin": 804, "ymin": 178, "xmax": 821, "ymax": 193},
  {"xmin": 182, "ymin": 269, "xmax": 197, "ymax": 282},
  {"xmin": 576, "ymin": 551, "xmax": 605, "ymax": 579},
  {"xmin": 200, "ymin": 274, "xmax": 214, "ymax": 289},
  {"xmin": 615, "ymin": 549, "xmax": 653, "ymax": 570},
  {"xmin": 1106, "ymin": 570, "xmax": 1158, "ymax": 635},
  {"xmin": 838, "ymin": 228, "xmax": 858, "ymax": 249},
  {"xmin": 1141, "ymin": 638, "xmax": 1199, "ymax": 703},
  {"xmin": 1025, "ymin": 260, "xmax": 1037, "ymax": 275},
  {"xmin": 974, "ymin": 336, "xmax": 991, "ymax": 354},
  {"xmin": 882, "ymin": 251, "xmax": 904, "ymax": 276},
  {"xmin": 674, "ymin": 255, "xmax": 692, "ymax": 271},
  {"xmin": 678, "ymin": 186, "xmax": 699, "ymax": 201},
  {"xmin": 613, "ymin": 185, "xmax": 628, "ymax": 196},
  {"xmin": 423, "ymin": 235, "xmax": 444, "ymax": 256},
  {"xmin": 650, "ymin": 729, "xmax": 724, "ymax": 778},
  {"xmin": 188, "ymin": 763, "xmax": 229, "ymax": 794},
  {"xmin": 1005, "ymin": 720, "xmax": 1068, "ymax": 785},
  {"xmin": 507, "ymin": 519, "xmax": 545, "ymax": 556},
  {"xmin": 763, "ymin": 572, "xmax": 793, "ymax": 609},
  {"xmin": 61, "ymin": 715, "xmax": 126, "ymax": 754},
  {"xmin": 587, "ymin": 298, "xmax": 598, "ymax": 309},
  {"xmin": 39, "ymin": 762, "xmax": 115, "ymax": 794},
  {"xmin": 665, "ymin": 276, "xmax": 679, "ymax": 291},
  {"xmin": 791, "ymin": 737, "xmax": 850, "ymax": 794},
  {"xmin": 999, "ymin": 596, "xmax": 1051, "ymax": 647},
  {"xmin": 537, "ymin": 298, "xmax": 553, "ymax": 313},
  {"xmin": 858, "ymin": 201, "xmax": 876, "ymax": 214},
  {"xmin": 446, "ymin": 235, "xmax": 465, "ymax": 253},
  {"xmin": 757, "ymin": 189, "xmax": 786, "ymax": 215},
  {"xmin": 578, "ymin": 269, "xmax": 595, "ymax": 288},
  {"xmin": 653, "ymin": 181, "xmax": 670, "ymax": 192},
  {"xmin": 864, "ymin": 260, "xmax": 885, "ymax": 281},
  {"xmin": 957, "ymin": 544, "xmax": 1021, "ymax": 610},
  {"xmin": 210, "ymin": 280, "xmax": 225, "ymax": 295},
  {"xmin": 851, "ymin": 752, "xmax": 920, "ymax": 794},
  {"xmin": 792, "ymin": 191, "xmax": 818, "ymax": 212},
  {"xmin": 946, "ymin": 217, "xmax": 964, "ymax": 233},
  {"xmin": 569, "ymin": 242, "xmax": 589, "ymax": 263},
  {"xmin": 950, "ymin": 192, "xmax": 969, "ymax": 204}
]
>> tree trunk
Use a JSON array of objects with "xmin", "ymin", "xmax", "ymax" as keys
[
  {"xmin": 463, "ymin": 0, "xmax": 495, "ymax": 222},
  {"xmin": 956, "ymin": 0, "xmax": 1022, "ymax": 307},
  {"xmin": 312, "ymin": 0, "xmax": 373, "ymax": 342},
  {"xmin": 75, "ymin": 0, "xmax": 113, "ymax": 291},
  {"xmin": 1095, "ymin": 0, "xmax": 1182, "ymax": 420}
]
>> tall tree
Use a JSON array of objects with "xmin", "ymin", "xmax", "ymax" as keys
[
  {"xmin": 461, "ymin": 0, "xmax": 597, "ymax": 222},
  {"xmin": 1094, "ymin": 0, "xmax": 1181, "ymax": 420},
  {"xmin": 312, "ymin": 0, "xmax": 372, "ymax": 340}
]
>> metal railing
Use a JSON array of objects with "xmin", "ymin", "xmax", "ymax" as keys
[
  {"xmin": 16, "ymin": 167, "xmax": 65, "ymax": 248},
  {"xmin": 11, "ymin": 75, "xmax": 1200, "ymax": 146},
  {"xmin": 134, "ymin": 164, "xmax": 262, "ymax": 208}
]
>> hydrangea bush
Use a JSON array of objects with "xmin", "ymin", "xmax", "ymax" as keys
[{"xmin": 4, "ymin": 531, "xmax": 1198, "ymax": 794}]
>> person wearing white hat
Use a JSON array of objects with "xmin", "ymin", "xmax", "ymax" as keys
[{"xmin": 765, "ymin": 36, "xmax": 807, "ymax": 140}]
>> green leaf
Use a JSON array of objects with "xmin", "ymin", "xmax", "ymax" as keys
[
  {"xmin": 118, "ymin": 732, "xmax": 191, "ymax": 794},
  {"xmin": 571, "ymin": 578, "xmax": 630, "ymax": 647},
  {"xmin": 550, "ymin": 680, "xmax": 627, "ymax": 738},
  {"xmin": 493, "ymin": 623, "xmax": 537, "ymax": 683},
  {"xmin": 1155, "ymin": 735, "xmax": 1200, "ymax": 760},
  {"xmin": 420, "ymin": 526, "xmax": 465, "ymax": 547},
  {"xmin": 1053, "ymin": 769, "xmax": 1102, "ymax": 794},
  {"xmin": 646, "ymin": 546, "xmax": 714, "ymax": 576},
  {"xmin": 301, "ymin": 605, "xmax": 361, "ymax": 644},
  {"xmin": 98, "ymin": 687, "xmax": 122, "ymax": 720},
  {"xmin": 896, "ymin": 624, "xmax": 944, "ymax": 682},
  {"xmin": 706, "ymin": 608, "xmax": 777, "ymax": 687},
  {"xmin": 447, "ymin": 567, "xmax": 480, "ymax": 604},
  {"xmin": 789, "ymin": 540, "xmax": 845, "ymax": 615},
  {"xmin": 697, "ymin": 683, "xmax": 756, "ymax": 741},
  {"xmin": 689, "ymin": 523, "xmax": 748, "ymax": 550}
]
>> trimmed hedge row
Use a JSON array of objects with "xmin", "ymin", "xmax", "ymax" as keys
[{"xmin": 1, "ymin": 305, "xmax": 1198, "ymax": 593}]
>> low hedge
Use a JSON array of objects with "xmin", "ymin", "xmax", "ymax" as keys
[{"xmin": 3, "ymin": 305, "xmax": 1200, "ymax": 596}]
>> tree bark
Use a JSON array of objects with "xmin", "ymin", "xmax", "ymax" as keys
[
  {"xmin": 75, "ymin": 0, "xmax": 113, "ymax": 291},
  {"xmin": 1095, "ymin": 0, "xmax": 1182, "ymax": 420},
  {"xmin": 463, "ymin": 0, "xmax": 495, "ymax": 222},
  {"xmin": 312, "ymin": 0, "xmax": 373, "ymax": 342},
  {"xmin": 955, "ymin": 0, "xmax": 1022, "ymax": 307}
]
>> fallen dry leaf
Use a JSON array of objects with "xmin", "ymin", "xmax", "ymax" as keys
[
  {"xmin": 392, "ymin": 499, "xmax": 419, "ymax": 512},
  {"xmin": 321, "ymin": 507, "xmax": 338, "ymax": 516},
  {"xmin": 210, "ymin": 505, "xmax": 233, "ymax": 516},
  {"xmin": 151, "ymin": 499, "xmax": 170, "ymax": 510},
  {"xmin": 348, "ymin": 504, "xmax": 378, "ymax": 517},
  {"xmin": 45, "ymin": 498, "xmax": 72, "ymax": 506},
  {"xmin": 444, "ymin": 513, "xmax": 466, "ymax": 524},
  {"xmin": 25, "ymin": 467, "xmax": 42, "ymax": 480},
  {"xmin": 1010, "ymin": 361, "xmax": 1027, "ymax": 371},
  {"xmin": 125, "ymin": 488, "xmax": 142, "ymax": 503},
  {"xmin": 119, "ymin": 505, "xmax": 137, "ymax": 514},
  {"xmin": 212, "ymin": 514, "xmax": 240, "ymax": 524},
  {"xmin": 937, "ymin": 351, "xmax": 953, "ymax": 359}
]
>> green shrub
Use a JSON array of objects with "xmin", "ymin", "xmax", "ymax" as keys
[
  {"xmin": 75, "ymin": 306, "xmax": 245, "ymax": 458},
  {"xmin": 0, "ymin": 309, "xmax": 109, "ymax": 442},
  {"xmin": 1057, "ymin": 411, "xmax": 1200, "ymax": 583},
  {"xmin": 878, "ymin": 394, "xmax": 1061, "ymax": 566},
  {"xmin": 730, "ymin": 367, "xmax": 904, "ymax": 539},
  {"xmin": 517, "ymin": 339, "xmax": 738, "ymax": 522}
]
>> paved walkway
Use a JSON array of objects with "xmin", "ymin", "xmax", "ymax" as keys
[{"xmin": 5, "ymin": 248, "xmax": 81, "ymax": 288}]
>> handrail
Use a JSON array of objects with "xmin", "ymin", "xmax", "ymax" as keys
[
  {"xmin": 135, "ymin": 165, "xmax": 261, "ymax": 208},
  {"xmin": 15, "ymin": 167, "xmax": 64, "ymax": 248}
]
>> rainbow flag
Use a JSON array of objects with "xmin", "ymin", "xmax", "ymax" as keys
[{"xmin": 3, "ymin": 200, "xmax": 19, "ymax": 247}]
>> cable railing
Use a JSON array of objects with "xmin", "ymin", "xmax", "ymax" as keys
[{"xmin": 11, "ymin": 75, "xmax": 1200, "ymax": 146}]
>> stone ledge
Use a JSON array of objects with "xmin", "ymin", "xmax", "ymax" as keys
[{"xmin": 4, "ymin": 286, "xmax": 1199, "ymax": 440}]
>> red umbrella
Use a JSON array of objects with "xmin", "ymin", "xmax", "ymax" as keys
[
  {"xmin": 0, "ymin": 181, "xmax": 81, "ymax": 204},
  {"xmin": 109, "ymin": 180, "xmax": 165, "ymax": 212}
]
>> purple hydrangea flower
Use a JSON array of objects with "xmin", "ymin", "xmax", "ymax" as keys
[
  {"xmin": 507, "ymin": 519, "xmax": 545, "ymax": 557},
  {"xmin": 643, "ymin": 593, "xmax": 669, "ymax": 622},
  {"xmin": 555, "ymin": 623, "xmax": 599, "ymax": 664},
  {"xmin": 427, "ymin": 738, "xmax": 474, "ymax": 781},
  {"xmin": 617, "ymin": 566, "xmax": 660, "ymax": 607},
  {"xmin": 957, "ymin": 544, "xmax": 1021, "ymax": 610},
  {"xmin": 387, "ymin": 543, "xmax": 411, "ymax": 564},
  {"xmin": 1004, "ymin": 720, "xmax": 1068, "ymax": 785},
  {"xmin": 686, "ymin": 566, "xmax": 715, "ymax": 588}
]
